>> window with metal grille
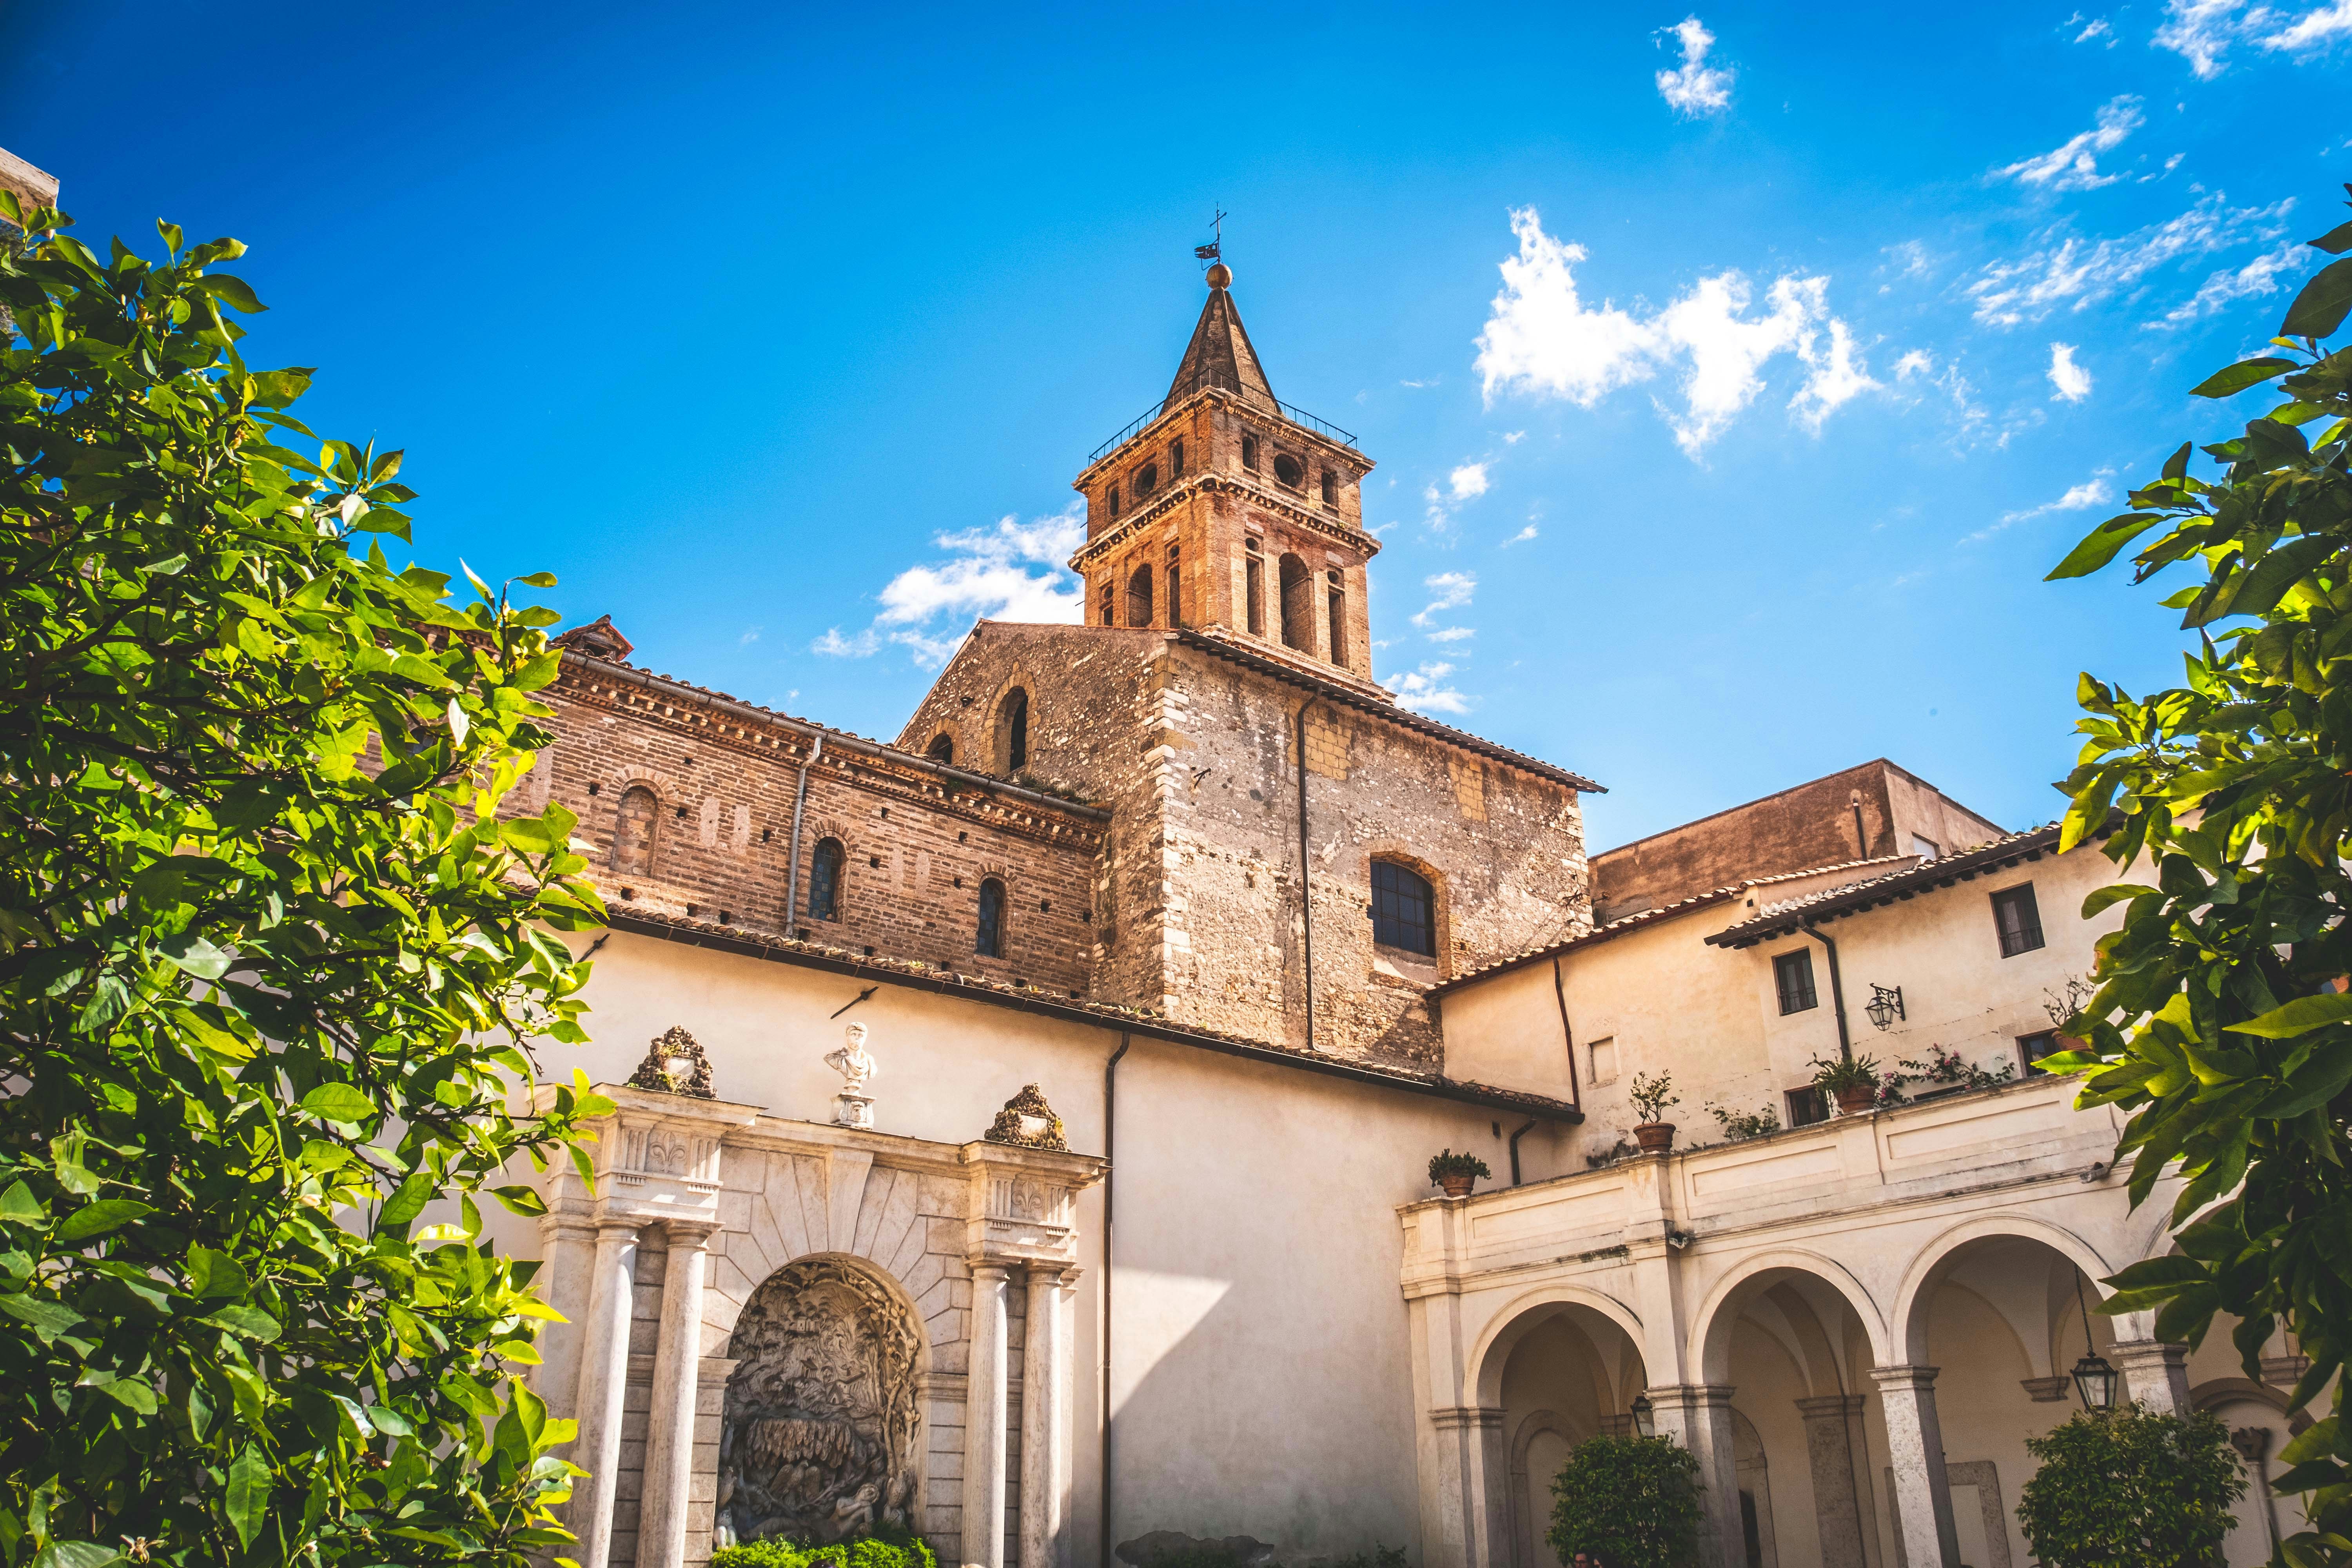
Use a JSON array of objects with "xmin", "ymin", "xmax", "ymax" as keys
[
  {"xmin": 807, "ymin": 837, "xmax": 844, "ymax": 922},
  {"xmin": 1774, "ymin": 949, "xmax": 1818, "ymax": 1014},
  {"xmin": 976, "ymin": 877, "xmax": 1007, "ymax": 958},
  {"xmin": 1371, "ymin": 860, "xmax": 1436, "ymax": 957},
  {"xmin": 1993, "ymin": 884, "xmax": 2045, "ymax": 957}
]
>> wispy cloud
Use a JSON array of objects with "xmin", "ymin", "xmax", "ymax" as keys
[
  {"xmin": 1503, "ymin": 523, "xmax": 1540, "ymax": 547},
  {"xmin": 2048, "ymin": 343, "xmax": 2094, "ymax": 401},
  {"xmin": 740, "ymin": 627, "xmax": 762, "ymax": 645},
  {"xmin": 1994, "ymin": 96, "xmax": 2143, "ymax": 191},
  {"xmin": 1655, "ymin": 16, "xmax": 1734, "ymax": 115},
  {"xmin": 1385, "ymin": 661, "xmax": 1473, "ymax": 715},
  {"xmin": 1410, "ymin": 571, "xmax": 1477, "ymax": 630},
  {"xmin": 2159, "ymin": 240, "xmax": 2312, "ymax": 324},
  {"xmin": 2155, "ymin": 0, "xmax": 2352, "ymax": 76},
  {"xmin": 1425, "ymin": 626, "xmax": 1477, "ymax": 644},
  {"xmin": 1966, "ymin": 470, "xmax": 2116, "ymax": 541},
  {"xmin": 1475, "ymin": 208, "xmax": 1879, "ymax": 458},
  {"xmin": 2068, "ymin": 12, "xmax": 2118, "ymax": 42},
  {"xmin": 1894, "ymin": 349, "xmax": 1935, "ymax": 379},
  {"xmin": 1448, "ymin": 463, "xmax": 1491, "ymax": 500},
  {"xmin": 813, "ymin": 506, "xmax": 1085, "ymax": 668},
  {"xmin": 1965, "ymin": 192, "xmax": 2295, "ymax": 326}
]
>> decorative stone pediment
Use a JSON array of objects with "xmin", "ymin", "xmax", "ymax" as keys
[
  {"xmin": 573, "ymin": 1083, "xmax": 764, "ymax": 1229},
  {"xmin": 627, "ymin": 1023, "xmax": 716, "ymax": 1098},
  {"xmin": 984, "ymin": 1083, "xmax": 1067, "ymax": 1150}
]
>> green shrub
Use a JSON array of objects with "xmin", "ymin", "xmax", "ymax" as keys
[
  {"xmin": 1546, "ymin": 1433, "xmax": 1703, "ymax": 1568},
  {"xmin": 711, "ymin": 1528, "xmax": 939, "ymax": 1568},
  {"xmin": 2014, "ymin": 1404, "xmax": 2245, "ymax": 1568}
]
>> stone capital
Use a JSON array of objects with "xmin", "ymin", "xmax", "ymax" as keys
[
  {"xmin": 1428, "ymin": 1405, "xmax": 1506, "ymax": 1433},
  {"xmin": 1869, "ymin": 1363, "xmax": 1942, "ymax": 1393},
  {"xmin": 959, "ymin": 1138, "xmax": 1107, "ymax": 1269}
]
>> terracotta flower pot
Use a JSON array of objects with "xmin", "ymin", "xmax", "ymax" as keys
[
  {"xmin": 1633, "ymin": 1122, "xmax": 1677, "ymax": 1154},
  {"xmin": 1439, "ymin": 1173, "xmax": 1477, "ymax": 1198},
  {"xmin": 1833, "ymin": 1085, "xmax": 1878, "ymax": 1115}
]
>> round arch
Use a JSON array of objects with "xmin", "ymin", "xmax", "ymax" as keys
[
  {"xmin": 1689, "ymin": 1248, "xmax": 1891, "ymax": 1383},
  {"xmin": 1469, "ymin": 1282, "xmax": 1645, "ymax": 1409},
  {"xmin": 704, "ymin": 1246, "xmax": 933, "ymax": 1355},
  {"xmin": 1891, "ymin": 1214, "xmax": 2118, "ymax": 1365}
]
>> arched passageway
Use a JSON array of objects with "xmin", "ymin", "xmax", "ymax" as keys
[{"xmin": 1483, "ymin": 1299, "xmax": 1648, "ymax": 1568}]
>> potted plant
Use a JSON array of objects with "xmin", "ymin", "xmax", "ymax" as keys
[
  {"xmin": 1811, "ymin": 1054, "xmax": 1883, "ymax": 1115},
  {"xmin": 1629, "ymin": 1070, "xmax": 1679, "ymax": 1152},
  {"xmin": 1428, "ymin": 1149, "xmax": 1492, "ymax": 1198}
]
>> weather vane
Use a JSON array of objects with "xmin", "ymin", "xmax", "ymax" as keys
[{"xmin": 1195, "ymin": 207, "xmax": 1228, "ymax": 268}]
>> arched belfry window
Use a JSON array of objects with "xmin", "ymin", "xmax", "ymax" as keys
[
  {"xmin": 996, "ymin": 688, "xmax": 1030, "ymax": 774},
  {"xmin": 1128, "ymin": 564, "xmax": 1154, "ymax": 628},
  {"xmin": 927, "ymin": 733, "xmax": 954, "ymax": 765},
  {"xmin": 1241, "ymin": 434, "xmax": 1259, "ymax": 472},
  {"xmin": 1372, "ymin": 860, "xmax": 1436, "ymax": 957},
  {"xmin": 1320, "ymin": 468, "xmax": 1337, "ymax": 504},
  {"xmin": 1136, "ymin": 462, "xmax": 1158, "ymax": 498},
  {"xmin": 1244, "ymin": 537, "xmax": 1266, "ymax": 637},
  {"xmin": 807, "ymin": 837, "xmax": 845, "ymax": 922},
  {"xmin": 976, "ymin": 877, "xmax": 1007, "ymax": 958},
  {"xmin": 1278, "ymin": 553, "xmax": 1311, "ymax": 653},
  {"xmin": 612, "ymin": 785, "xmax": 659, "ymax": 876}
]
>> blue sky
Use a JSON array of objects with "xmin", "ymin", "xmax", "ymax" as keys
[{"xmin": 7, "ymin": 1, "xmax": 2347, "ymax": 849}]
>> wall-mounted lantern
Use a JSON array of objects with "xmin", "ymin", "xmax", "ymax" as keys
[
  {"xmin": 1865, "ymin": 984, "xmax": 1906, "ymax": 1031},
  {"xmin": 1630, "ymin": 1393, "xmax": 1655, "ymax": 1438}
]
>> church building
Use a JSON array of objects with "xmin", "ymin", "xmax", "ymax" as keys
[{"xmin": 501, "ymin": 269, "xmax": 2308, "ymax": 1568}]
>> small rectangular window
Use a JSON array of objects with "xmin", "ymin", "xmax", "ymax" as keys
[
  {"xmin": 1245, "ymin": 557, "xmax": 1264, "ymax": 636},
  {"xmin": 1171, "ymin": 438, "xmax": 1185, "ymax": 478},
  {"xmin": 1911, "ymin": 834, "xmax": 1940, "ymax": 860},
  {"xmin": 1993, "ymin": 884, "xmax": 2045, "ymax": 958},
  {"xmin": 1320, "ymin": 468, "xmax": 1336, "ymax": 504},
  {"xmin": 1773, "ymin": 949, "xmax": 1818, "ymax": 1014},
  {"xmin": 1099, "ymin": 582, "xmax": 1114, "ymax": 626},
  {"xmin": 1326, "ymin": 570, "xmax": 1346, "ymax": 666},
  {"xmin": 1587, "ymin": 1036, "xmax": 1617, "ymax": 1087},
  {"xmin": 1786, "ymin": 1086, "xmax": 1829, "ymax": 1127},
  {"xmin": 2016, "ymin": 1030, "xmax": 2058, "ymax": 1076},
  {"xmin": 1167, "ymin": 542, "xmax": 1182, "ymax": 628}
]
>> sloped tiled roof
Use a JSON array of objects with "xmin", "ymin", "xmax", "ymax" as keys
[
  {"xmin": 1429, "ymin": 853, "xmax": 1920, "ymax": 995},
  {"xmin": 607, "ymin": 906, "xmax": 1582, "ymax": 1120},
  {"xmin": 1703, "ymin": 823, "xmax": 2087, "ymax": 949}
]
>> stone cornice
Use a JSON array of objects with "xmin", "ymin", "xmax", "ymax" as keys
[
  {"xmin": 1067, "ymin": 472, "xmax": 1380, "ymax": 574},
  {"xmin": 1073, "ymin": 384, "xmax": 1373, "ymax": 489}
]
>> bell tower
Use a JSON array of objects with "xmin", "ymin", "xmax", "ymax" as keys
[{"xmin": 1068, "ymin": 264, "xmax": 1386, "ymax": 694}]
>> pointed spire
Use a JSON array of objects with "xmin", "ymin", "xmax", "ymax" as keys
[{"xmin": 1165, "ymin": 266, "xmax": 1276, "ymax": 414}]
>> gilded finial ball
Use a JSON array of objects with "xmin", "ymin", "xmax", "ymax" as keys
[{"xmin": 1205, "ymin": 261, "xmax": 1232, "ymax": 289}]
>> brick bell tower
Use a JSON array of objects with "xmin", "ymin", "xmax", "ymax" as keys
[{"xmin": 1068, "ymin": 263, "xmax": 1387, "ymax": 694}]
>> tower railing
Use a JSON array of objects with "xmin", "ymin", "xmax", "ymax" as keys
[{"xmin": 1085, "ymin": 369, "xmax": 1358, "ymax": 466}]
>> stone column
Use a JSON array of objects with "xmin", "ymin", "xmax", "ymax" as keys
[
  {"xmin": 1647, "ymin": 1387, "xmax": 1742, "ymax": 1568},
  {"xmin": 2109, "ymin": 1340, "xmax": 2192, "ymax": 1413},
  {"xmin": 1871, "ymin": 1366, "xmax": 1959, "ymax": 1568},
  {"xmin": 573, "ymin": 1220, "xmax": 642, "ymax": 1568},
  {"xmin": 1020, "ymin": 1267, "xmax": 1076, "ymax": 1568},
  {"xmin": 1428, "ymin": 1407, "xmax": 1510, "ymax": 1568},
  {"xmin": 1795, "ymin": 1394, "xmax": 1871, "ymax": 1568},
  {"xmin": 964, "ymin": 1261, "xmax": 1013, "ymax": 1568},
  {"xmin": 636, "ymin": 1221, "xmax": 715, "ymax": 1568},
  {"xmin": 534, "ymin": 1214, "xmax": 600, "ymax": 1424}
]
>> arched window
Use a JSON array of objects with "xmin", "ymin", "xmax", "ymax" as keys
[
  {"xmin": 976, "ymin": 877, "xmax": 1007, "ymax": 958},
  {"xmin": 1170, "ymin": 438, "xmax": 1185, "ymax": 478},
  {"xmin": 1320, "ymin": 468, "xmax": 1337, "ymax": 504},
  {"xmin": 1372, "ymin": 860, "xmax": 1436, "ymax": 957},
  {"xmin": 1107, "ymin": 483, "xmax": 1120, "ymax": 518},
  {"xmin": 1136, "ymin": 462, "xmax": 1158, "ymax": 498},
  {"xmin": 927, "ymin": 732, "xmax": 954, "ymax": 765},
  {"xmin": 1241, "ymin": 434, "xmax": 1259, "ymax": 472},
  {"xmin": 612, "ymin": 785, "xmax": 659, "ymax": 876},
  {"xmin": 997, "ymin": 688, "xmax": 1030, "ymax": 774},
  {"xmin": 1166, "ymin": 541, "xmax": 1182, "ymax": 628},
  {"xmin": 1278, "ymin": 553, "xmax": 1311, "ymax": 652},
  {"xmin": 1273, "ymin": 453, "xmax": 1304, "ymax": 490},
  {"xmin": 1128, "ymin": 563, "xmax": 1154, "ymax": 628},
  {"xmin": 1244, "ymin": 537, "xmax": 1265, "ymax": 637},
  {"xmin": 807, "ymin": 837, "xmax": 845, "ymax": 922},
  {"xmin": 1326, "ymin": 568, "xmax": 1347, "ymax": 667}
]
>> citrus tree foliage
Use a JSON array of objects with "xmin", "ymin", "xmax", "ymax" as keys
[
  {"xmin": 1544, "ymin": 1434, "xmax": 1702, "ymax": 1568},
  {"xmin": 2045, "ymin": 185, "xmax": 2352, "ymax": 1566},
  {"xmin": 2015, "ymin": 1405, "xmax": 2247, "ymax": 1568},
  {"xmin": 0, "ymin": 195, "xmax": 609, "ymax": 1566}
]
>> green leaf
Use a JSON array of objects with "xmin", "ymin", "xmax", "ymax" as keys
[
  {"xmin": 94, "ymin": 1377, "xmax": 158, "ymax": 1415},
  {"xmin": 53, "ymin": 1199, "xmax": 155, "ymax": 1243},
  {"xmin": 203, "ymin": 1303, "xmax": 282, "ymax": 1343},
  {"xmin": 2080, "ymin": 883, "xmax": 2159, "ymax": 918},
  {"xmin": 188, "ymin": 1245, "xmax": 249, "ymax": 1299},
  {"xmin": 298, "ymin": 1082, "xmax": 377, "ymax": 1125},
  {"xmin": 32, "ymin": 1544, "xmax": 127, "ymax": 1568},
  {"xmin": 2047, "ymin": 513, "xmax": 2165, "ymax": 581},
  {"xmin": 159, "ymin": 928, "xmax": 233, "ymax": 980},
  {"xmin": 378, "ymin": 1168, "xmax": 437, "ymax": 1231},
  {"xmin": 0, "ymin": 1180, "xmax": 44, "ymax": 1228},
  {"xmin": 0, "ymin": 1293, "xmax": 85, "ymax": 1343},
  {"xmin": 196, "ymin": 273, "xmax": 267, "ymax": 314},
  {"xmin": 2312, "ymin": 218, "xmax": 2352, "ymax": 255},
  {"xmin": 2225, "ymin": 993, "xmax": 2352, "ymax": 1038},
  {"xmin": 2281, "ymin": 256, "xmax": 2352, "ymax": 338},
  {"xmin": 226, "ymin": 1445, "xmax": 270, "ymax": 1548},
  {"xmin": 490, "ymin": 1184, "xmax": 549, "ymax": 1217},
  {"xmin": 2188, "ymin": 356, "xmax": 2299, "ymax": 398}
]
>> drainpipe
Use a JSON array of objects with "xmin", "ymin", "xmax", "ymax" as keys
[
  {"xmin": 1849, "ymin": 789, "xmax": 1870, "ymax": 860},
  {"xmin": 782, "ymin": 735, "xmax": 822, "ymax": 935},
  {"xmin": 1507, "ymin": 1120, "xmax": 1539, "ymax": 1185},
  {"xmin": 1803, "ymin": 923, "xmax": 1855, "ymax": 1063},
  {"xmin": 1100, "ymin": 1033, "xmax": 1130, "ymax": 1568},
  {"xmin": 1552, "ymin": 958, "xmax": 1583, "ymax": 1112},
  {"xmin": 1294, "ymin": 699, "xmax": 1321, "ymax": 1053}
]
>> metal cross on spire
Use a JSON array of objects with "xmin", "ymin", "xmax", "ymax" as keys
[{"xmin": 1194, "ymin": 207, "xmax": 1228, "ymax": 266}]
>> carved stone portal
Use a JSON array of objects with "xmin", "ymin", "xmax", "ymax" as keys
[{"xmin": 716, "ymin": 1259, "xmax": 922, "ymax": 1548}]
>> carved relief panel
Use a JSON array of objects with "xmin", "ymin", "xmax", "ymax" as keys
[{"xmin": 715, "ymin": 1259, "xmax": 923, "ymax": 1550}]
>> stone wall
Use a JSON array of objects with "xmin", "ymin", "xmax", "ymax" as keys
[{"xmin": 538, "ymin": 657, "xmax": 1106, "ymax": 996}]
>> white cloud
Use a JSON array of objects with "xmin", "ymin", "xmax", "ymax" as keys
[
  {"xmin": 1656, "ymin": 16, "xmax": 1735, "ymax": 116},
  {"xmin": 2048, "ymin": 342, "xmax": 2094, "ymax": 401},
  {"xmin": 1894, "ymin": 349, "xmax": 1935, "ymax": 379},
  {"xmin": 1475, "ymin": 208, "xmax": 1877, "ymax": 458},
  {"xmin": 1883, "ymin": 240, "xmax": 1933, "ymax": 285},
  {"xmin": 2072, "ymin": 14, "xmax": 2118, "ymax": 42},
  {"xmin": 740, "ymin": 627, "xmax": 761, "ymax": 645},
  {"xmin": 1503, "ymin": 523, "xmax": 1540, "ymax": 546},
  {"xmin": 1966, "ymin": 193, "xmax": 2295, "ymax": 326},
  {"xmin": 1448, "ymin": 463, "xmax": 1491, "ymax": 501},
  {"xmin": 2155, "ymin": 0, "xmax": 2352, "ymax": 75},
  {"xmin": 1501, "ymin": 430, "xmax": 1526, "ymax": 444},
  {"xmin": 1385, "ymin": 661, "xmax": 1473, "ymax": 715},
  {"xmin": 2160, "ymin": 239, "xmax": 2312, "ymax": 323},
  {"xmin": 1995, "ymin": 96, "xmax": 2144, "ymax": 191},
  {"xmin": 1965, "ymin": 470, "xmax": 2116, "ymax": 541},
  {"xmin": 1410, "ymin": 571, "xmax": 1477, "ymax": 630},
  {"xmin": 1425, "ymin": 626, "xmax": 1477, "ymax": 644},
  {"xmin": 814, "ymin": 506, "xmax": 1085, "ymax": 667}
]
